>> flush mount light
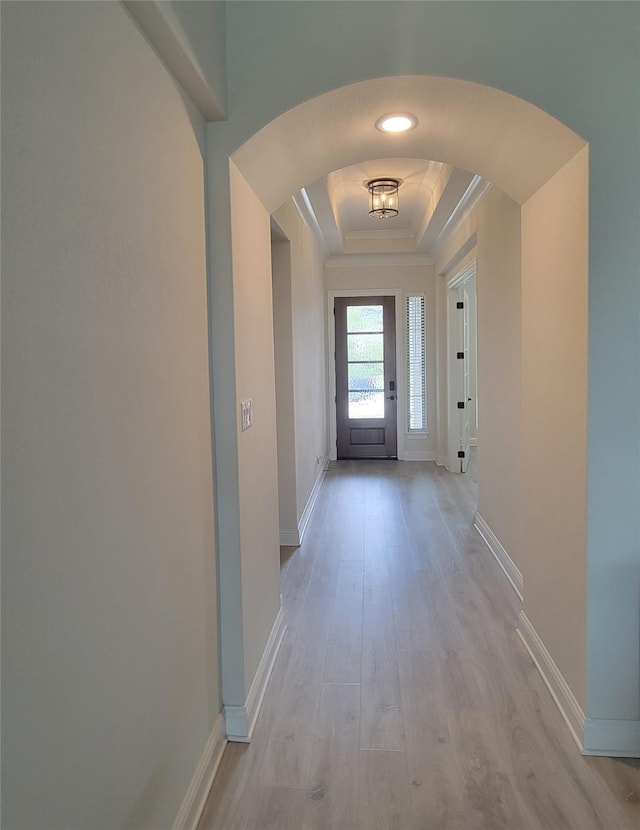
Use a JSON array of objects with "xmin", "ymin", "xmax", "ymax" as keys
[
  {"xmin": 375, "ymin": 113, "xmax": 418, "ymax": 133},
  {"xmin": 367, "ymin": 178, "xmax": 400, "ymax": 219}
]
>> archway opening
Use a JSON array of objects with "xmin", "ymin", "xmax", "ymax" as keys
[{"xmin": 222, "ymin": 74, "xmax": 592, "ymax": 751}]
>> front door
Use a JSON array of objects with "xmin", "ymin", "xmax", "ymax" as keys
[{"xmin": 335, "ymin": 296, "xmax": 397, "ymax": 459}]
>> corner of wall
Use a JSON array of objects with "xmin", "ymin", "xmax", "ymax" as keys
[{"xmin": 224, "ymin": 608, "xmax": 286, "ymax": 743}]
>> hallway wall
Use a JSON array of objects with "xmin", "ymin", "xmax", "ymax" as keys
[
  {"xmin": 1, "ymin": 3, "xmax": 220, "ymax": 828},
  {"xmin": 436, "ymin": 189, "xmax": 523, "ymax": 574},
  {"xmin": 272, "ymin": 199, "xmax": 329, "ymax": 530},
  {"xmin": 436, "ymin": 163, "xmax": 591, "ymax": 714},
  {"xmin": 229, "ymin": 164, "xmax": 282, "ymax": 689},
  {"xmin": 521, "ymin": 147, "xmax": 589, "ymax": 712},
  {"xmin": 271, "ymin": 238, "xmax": 299, "ymax": 539},
  {"xmin": 124, "ymin": 0, "xmax": 227, "ymax": 121}
]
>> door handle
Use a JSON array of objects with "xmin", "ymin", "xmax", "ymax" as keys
[{"xmin": 385, "ymin": 395, "xmax": 396, "ymax": 400}]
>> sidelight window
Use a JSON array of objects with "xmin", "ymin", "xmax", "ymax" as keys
[{"xmin": 407, "ymin": 295, "xmax": 426, "ymax": 431}]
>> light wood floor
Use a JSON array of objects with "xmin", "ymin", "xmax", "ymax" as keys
[{"xmin": 198, "ymin": 460, "xmax": 640, "ymax": 830}]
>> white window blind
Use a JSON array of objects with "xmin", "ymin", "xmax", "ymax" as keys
[{"xmin": 407, "ymin": 295, "xmax": 426, "ymax": 431}]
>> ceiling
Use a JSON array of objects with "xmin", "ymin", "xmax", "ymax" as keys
[
  {"xmin": 234, "ymin": 77, "xmax": 586, "ymax": 249},
  {"xmin": 299, "ymin": 156, "xmax": 487, "ymax": 259}
]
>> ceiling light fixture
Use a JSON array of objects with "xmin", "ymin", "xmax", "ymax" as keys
[
  {"xmin": 367, "ymin": 178, "xmax": 400, "ymax": 219},
  {"xmin": 375, "ymin": 113, "xmax": 418, "ymax": 133}
]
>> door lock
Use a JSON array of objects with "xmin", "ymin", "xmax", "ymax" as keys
[{"xmin": 386, "ymin": 395, "xmax": 396, "ymax": 400}]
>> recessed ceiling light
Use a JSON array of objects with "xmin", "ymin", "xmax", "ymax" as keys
[{"xmin": 375, "ymin": 113, "xmax": 418, "ymax": 134}]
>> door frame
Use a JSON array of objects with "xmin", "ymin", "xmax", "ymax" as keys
[
  {"xmin": 328, "ymin": 288, "xmax": 404, "ymax": 461},
  {"xmin": 446, "ymin": 260, "xmax": 477, "ymax": 473}
]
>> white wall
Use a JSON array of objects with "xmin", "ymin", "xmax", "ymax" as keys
[
  {"xmin": 436, "ymin": 190, "xmax": 523, "ymax": 572},
  {"xmin": 436, "ymin": 161, "xmax": 591, "ymax": 712},
  {"xmin": 325, "ymin": 259, "xmax": 436, "ymax": 461},
  {"xmin": 521, "ymin": 147, "xmax": 589, "ymax": 709},
  {"xmin": 1, "ymin": 3, "xmax": 219, "ymax": 827},
  {"xmin": 124, "ymin": 0, "xmax": 227, "ymax": 120},
  {"xmin": 271, "ymin": 238, "xmax": 299, "ymax": 540},
  {"xmin": 272, "ymin": 200, "xmax": 328, "ymax": 526},
  {"xmin": 229, "ymin": 162, "xmax": 282, "ymax": 689}
]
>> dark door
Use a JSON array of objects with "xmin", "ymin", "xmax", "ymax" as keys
[{"xmin": 335, "ymin": 296, "xmax": 397, "ymax": 459}]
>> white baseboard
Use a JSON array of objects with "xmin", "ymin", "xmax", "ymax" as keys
[
  {"xmin": 279, "ymin": 529, "xmax": 300, "ymax": 546},
  {"xmin": 438, "ymin": 455, "xmax": 458, "ymax": 473},
  {"xmin": 298, "ymin": 465, "xmax": 326, "ymax": 545},
  {"xmin": 224, "ymin": 607, "xmax": 286, "ymax": 742},
  {"xmin": 280, "ymin": 463, "xmax": 327, "ymax": 547},
  {"xmin": 172, "ymin": 714, "xmax": 227, "ymax": 830},
  {"xmin": 474, "ymin": 513, "xmax": 524, "ymax": 602},
  {"xmin": 583, "ymin": 718, "xmax": 640, "ymax": 758},
  {"xmin": 399, "ymin": 450, "xmax": 437, "ymax": 462},
  {"xmin": 517, "ymin": 611, "xmax": 585, "ymax": 753}
]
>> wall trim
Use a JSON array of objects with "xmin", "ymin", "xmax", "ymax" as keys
[
  {"xmin": 444, "ymin": 260, "xmax": 477, "ymax": 472},
  {"xmin": 298, "ymin": 465, "xmax": 327, "ymax": 545},
  {"xmin": 345, "ymin": 228, "xmax": 414, "ymax": 241},
  {"xmin": 279, "ymin": 529, "xmax": 300, "ymax": 546},
  {"xmin": 280, "ymin": 462, "xmax": 327, "ymax": 546},
  {"xmin": 224, "ymin": 607, "xmax": 286, "ymax": 742},
  {"xmin": 399, "ymin": 450, "xmax": 437, "ymax": 462},
  {"xmin": 325, "ymin": 253, "xmax": 434, "ymax": 268},
  {"xmin": 172, "ymin": 714, "xmax": 227, "ymax": 830},
  {"xmin": 474, "ymin": 513, "xmax": 524, "ymax": 601},
  {"xmin": 435, "ymin": 177, "xmax": 491, "ymax": 257},
  {"xmin": 583, "ymin": 718, "xmax": 640, "ymax": 758},
  {"xmin": 436, "ymin": 455, "xmax": 448, "ymax": 467},
  {"xmin": 517, "ymin": 611, "xmax": 585, "ymax": 753}
]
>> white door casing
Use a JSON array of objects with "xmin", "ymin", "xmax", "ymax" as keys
[{"xmin": 446, "ymin": 261, "xmax": 476, "ymax": 473}]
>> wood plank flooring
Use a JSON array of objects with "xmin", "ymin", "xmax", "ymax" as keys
[{"xmin": 198, "ymin": 459, "xmax": 640, "ymax": 830}]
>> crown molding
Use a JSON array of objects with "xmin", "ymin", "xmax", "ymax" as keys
[
  {"xmin": 344, "ymin": 228, "xmax": 415, "ymax": 241},
  {"xmin": 324, "ymin": 253, "xmax": 434, "ymax": 268},
  {"xmin": 432, "ymin": 176, "xmax": 492, "ymax": 256},
  {"xmin": 291, "ymin": 190, "xmax": 330, "ymax": 259}
]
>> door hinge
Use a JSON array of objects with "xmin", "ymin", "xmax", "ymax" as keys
[
  {"xmin": 456, "ymin": 301, "xmax": 464, "ymax": 309},
  {"xmin": 456, "ymin": 351, "xmax": 464, "ymax": 359},
  {"xmin": 458, "ymin": 450, "xmax": 466, "ymax": 458},
  {"xmin": 457, "ymin": 401, "xmax": 465, "ymax": 409}
]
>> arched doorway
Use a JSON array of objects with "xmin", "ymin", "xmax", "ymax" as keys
[{"xmin": 209, "ymin": 74, "xmax": 635, "ymax": 757}]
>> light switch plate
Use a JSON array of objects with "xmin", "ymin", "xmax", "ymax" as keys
[{"xmin": 241, "ymin": 399, "xmax": 253, "ymax": 431}]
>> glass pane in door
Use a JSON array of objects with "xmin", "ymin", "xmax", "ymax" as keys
[
  {"xmin": 346, "ymin": 305, "xmax": 384, "ymax": 332},
  {"xmin": 348, "ymin": 362, "xmax": 384, "ymax": 390},
  {"xmin": 346, "ymin": 304, "xmax": 385, "ymax": 419},
  {"xmin": 349, "ymin": 391, "xmax": 384, "ymax": 418},
  {"xmin": 347, "ymin": 333, "xmax": 383, "ymax": 361}
]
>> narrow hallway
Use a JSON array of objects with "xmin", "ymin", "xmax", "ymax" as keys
[{"xmin": 199, "ymin": 462, "xmax": 639, "ymax": 830}]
